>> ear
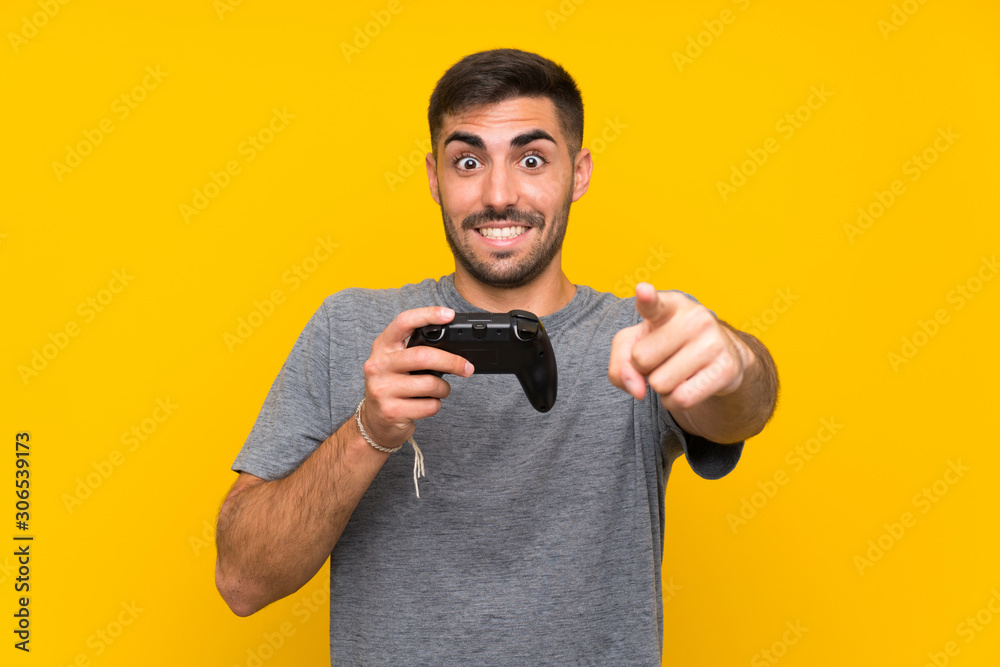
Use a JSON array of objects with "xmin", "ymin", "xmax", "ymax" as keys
[
  {"xmin": 571, "ymin": 147, "xmax": 593, "ymax": 203},
  {"xmin": 426, "ymin": 151, "xmax": 441, "ymax": 205}
]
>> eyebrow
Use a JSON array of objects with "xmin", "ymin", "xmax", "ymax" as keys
[
  {"xmin": 442, "ymin": 129, "xmax": 558, "ymax": 151},
  {"xmin": 510, "ymin": 129, "xmax": 557, "ymax": 149}
]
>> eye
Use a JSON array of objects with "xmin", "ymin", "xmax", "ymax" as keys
[
  {"xmin": 453, "ymin": 154, "xmax": 482, "ymax": 171},
  {"xmin": 518, "ymin": 152, "xmax": 547, "ymax": 170}
]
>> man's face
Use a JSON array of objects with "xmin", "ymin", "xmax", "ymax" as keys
[{"xmin": 427, "ymin": 96, "xmax": 590, "ymax": 289}]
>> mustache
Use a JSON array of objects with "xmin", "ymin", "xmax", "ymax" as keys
[{"xmin": 461, "ymin": 208, "xmax": 546, "ymax": 231}]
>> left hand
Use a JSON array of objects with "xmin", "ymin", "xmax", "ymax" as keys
[{"xmin": 608, "ymin": 283, "xmax": 753, "ymax": 412}]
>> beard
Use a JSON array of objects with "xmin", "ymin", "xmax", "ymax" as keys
[{"xmin": 440, "ymin": 185, "xmax": 574, "ymax": 289}]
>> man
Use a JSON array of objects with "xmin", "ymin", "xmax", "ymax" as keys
[{"xmin": 215, "ymin": 49, "xmax": 778, "ymax": 664}]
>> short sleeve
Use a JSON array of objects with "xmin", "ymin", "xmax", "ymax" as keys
[
  {"xmin": 653, "ymin": 290, "xmax": 742, "ymax": 480},
  {"xmin": 657, "ymin": 403, "xmax": 744, "ymax": 480},
  {"xmin": 232, "ymin": 301, "xmax": 335, "ymax": 481}
]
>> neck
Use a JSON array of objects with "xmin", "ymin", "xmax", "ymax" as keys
[{"xmin": 453, "ymin": 258, "xmax": 576, "ymax": 317}]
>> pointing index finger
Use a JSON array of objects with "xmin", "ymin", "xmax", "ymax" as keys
[{"xmin": 634, "ymin": 283, "xmax": 679, "ymax": 326}]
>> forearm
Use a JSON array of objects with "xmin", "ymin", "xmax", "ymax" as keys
[
  {"xmin": 215, "ymin": 415, "xmax": 389, "ymax": 616},
  {"xmin": 671, "ymin": 325, "xmax": 779, "ymax": 444}
]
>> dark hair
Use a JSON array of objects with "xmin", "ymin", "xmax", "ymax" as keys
[{"xmin": 427, "ymin": 48, "xmax": 584, "ymax": 159}]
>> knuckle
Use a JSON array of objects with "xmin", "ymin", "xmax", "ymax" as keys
[
  {"xmin": 671, "ymin": 391, "xmax": 696, "ymax": 411},
  {"xmin": 437, "ymin": 380, "xmax": 452, "ymax": 399},
  {"xmin": 631, "ymin": 346, "xmax": 652, "ymax": 372},
  {"xmin": 660, "ymin": 292, "xmax": 680, "ymax": 310},
  {"xmin": 648, "ymin": 376, "xmax": 670, "ymax": 396},
  {"xmin": 367, "ymin": 353, "xmax": 392, "ymax": 376},
  {"xmin": 420, "ymin": 399, "xmax": 443, "ymax": 419},
  {"xmin": 715, "ymin": 353, "xmax": 733, "ymax": 372},
  {"xmin": 707, "ymin": 339, "xmax": 726, "ymax": 361},
  {"xmin": 696, "ymin": 309, "xmax": 716, "ymax": 330},
  {"xmin": 419, "ymin": 374, "xmax": 442, "ymax": 395},
  {"xmin": 413, "ymin": 346, "xmax": 434, "ymax": 367},
  {"xmin": 706, "ymin": 357, "xmax": 730, "ymax": 382},
  {"xmin": 368, "ymin": 381, "xmax": 388, "ymax": 401},
  {"xmin": 380, "ymin": 403, "xmax": 400, "ymax": 422}
]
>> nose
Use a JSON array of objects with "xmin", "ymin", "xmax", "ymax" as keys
[{"xmin": 481, "ymin": 162, "xmax": 519, "ymax": 212}]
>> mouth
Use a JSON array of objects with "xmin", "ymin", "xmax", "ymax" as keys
[{"xmin": 474, "ymin": 224, "xmax": 531, "ymax": 241}]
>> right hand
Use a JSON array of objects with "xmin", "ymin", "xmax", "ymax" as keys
[{"xmin": 360, "ymin": 306, "xmax": 474, "ymax": 449}]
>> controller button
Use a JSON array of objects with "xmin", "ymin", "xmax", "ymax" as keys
[
  {"xmin": 515, "ymin": 318, "xmax": 539, "ymax": 340},
  {"xmin": 509, "ymin": 309, "xmax": 538, "ymax": 321},
  {"xmin": 423, "ymin": 326, "xmax": 445, "ymax": 342},
  {"xmin": 472, "ymin": 322, "xmax": 487, "ymax": 340}
]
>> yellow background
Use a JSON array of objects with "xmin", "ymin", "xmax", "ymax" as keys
[{"xmin": 2, "ymin": 0, "xmax": 998, "ymax": 665}]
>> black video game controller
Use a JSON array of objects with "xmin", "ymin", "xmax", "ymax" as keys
[{"xmin": 406, "ymin": 309, "xmax": 557, "ymax": 412}]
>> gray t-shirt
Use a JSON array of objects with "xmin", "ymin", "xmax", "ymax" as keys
[{"xmin": 233, "ymin": 274, "xmax": 743, "ymax": 665}]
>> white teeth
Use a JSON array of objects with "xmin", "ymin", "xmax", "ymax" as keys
[{"xmin": 478, "ymin": 225, "xmax": 527, "ymax": 239}]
